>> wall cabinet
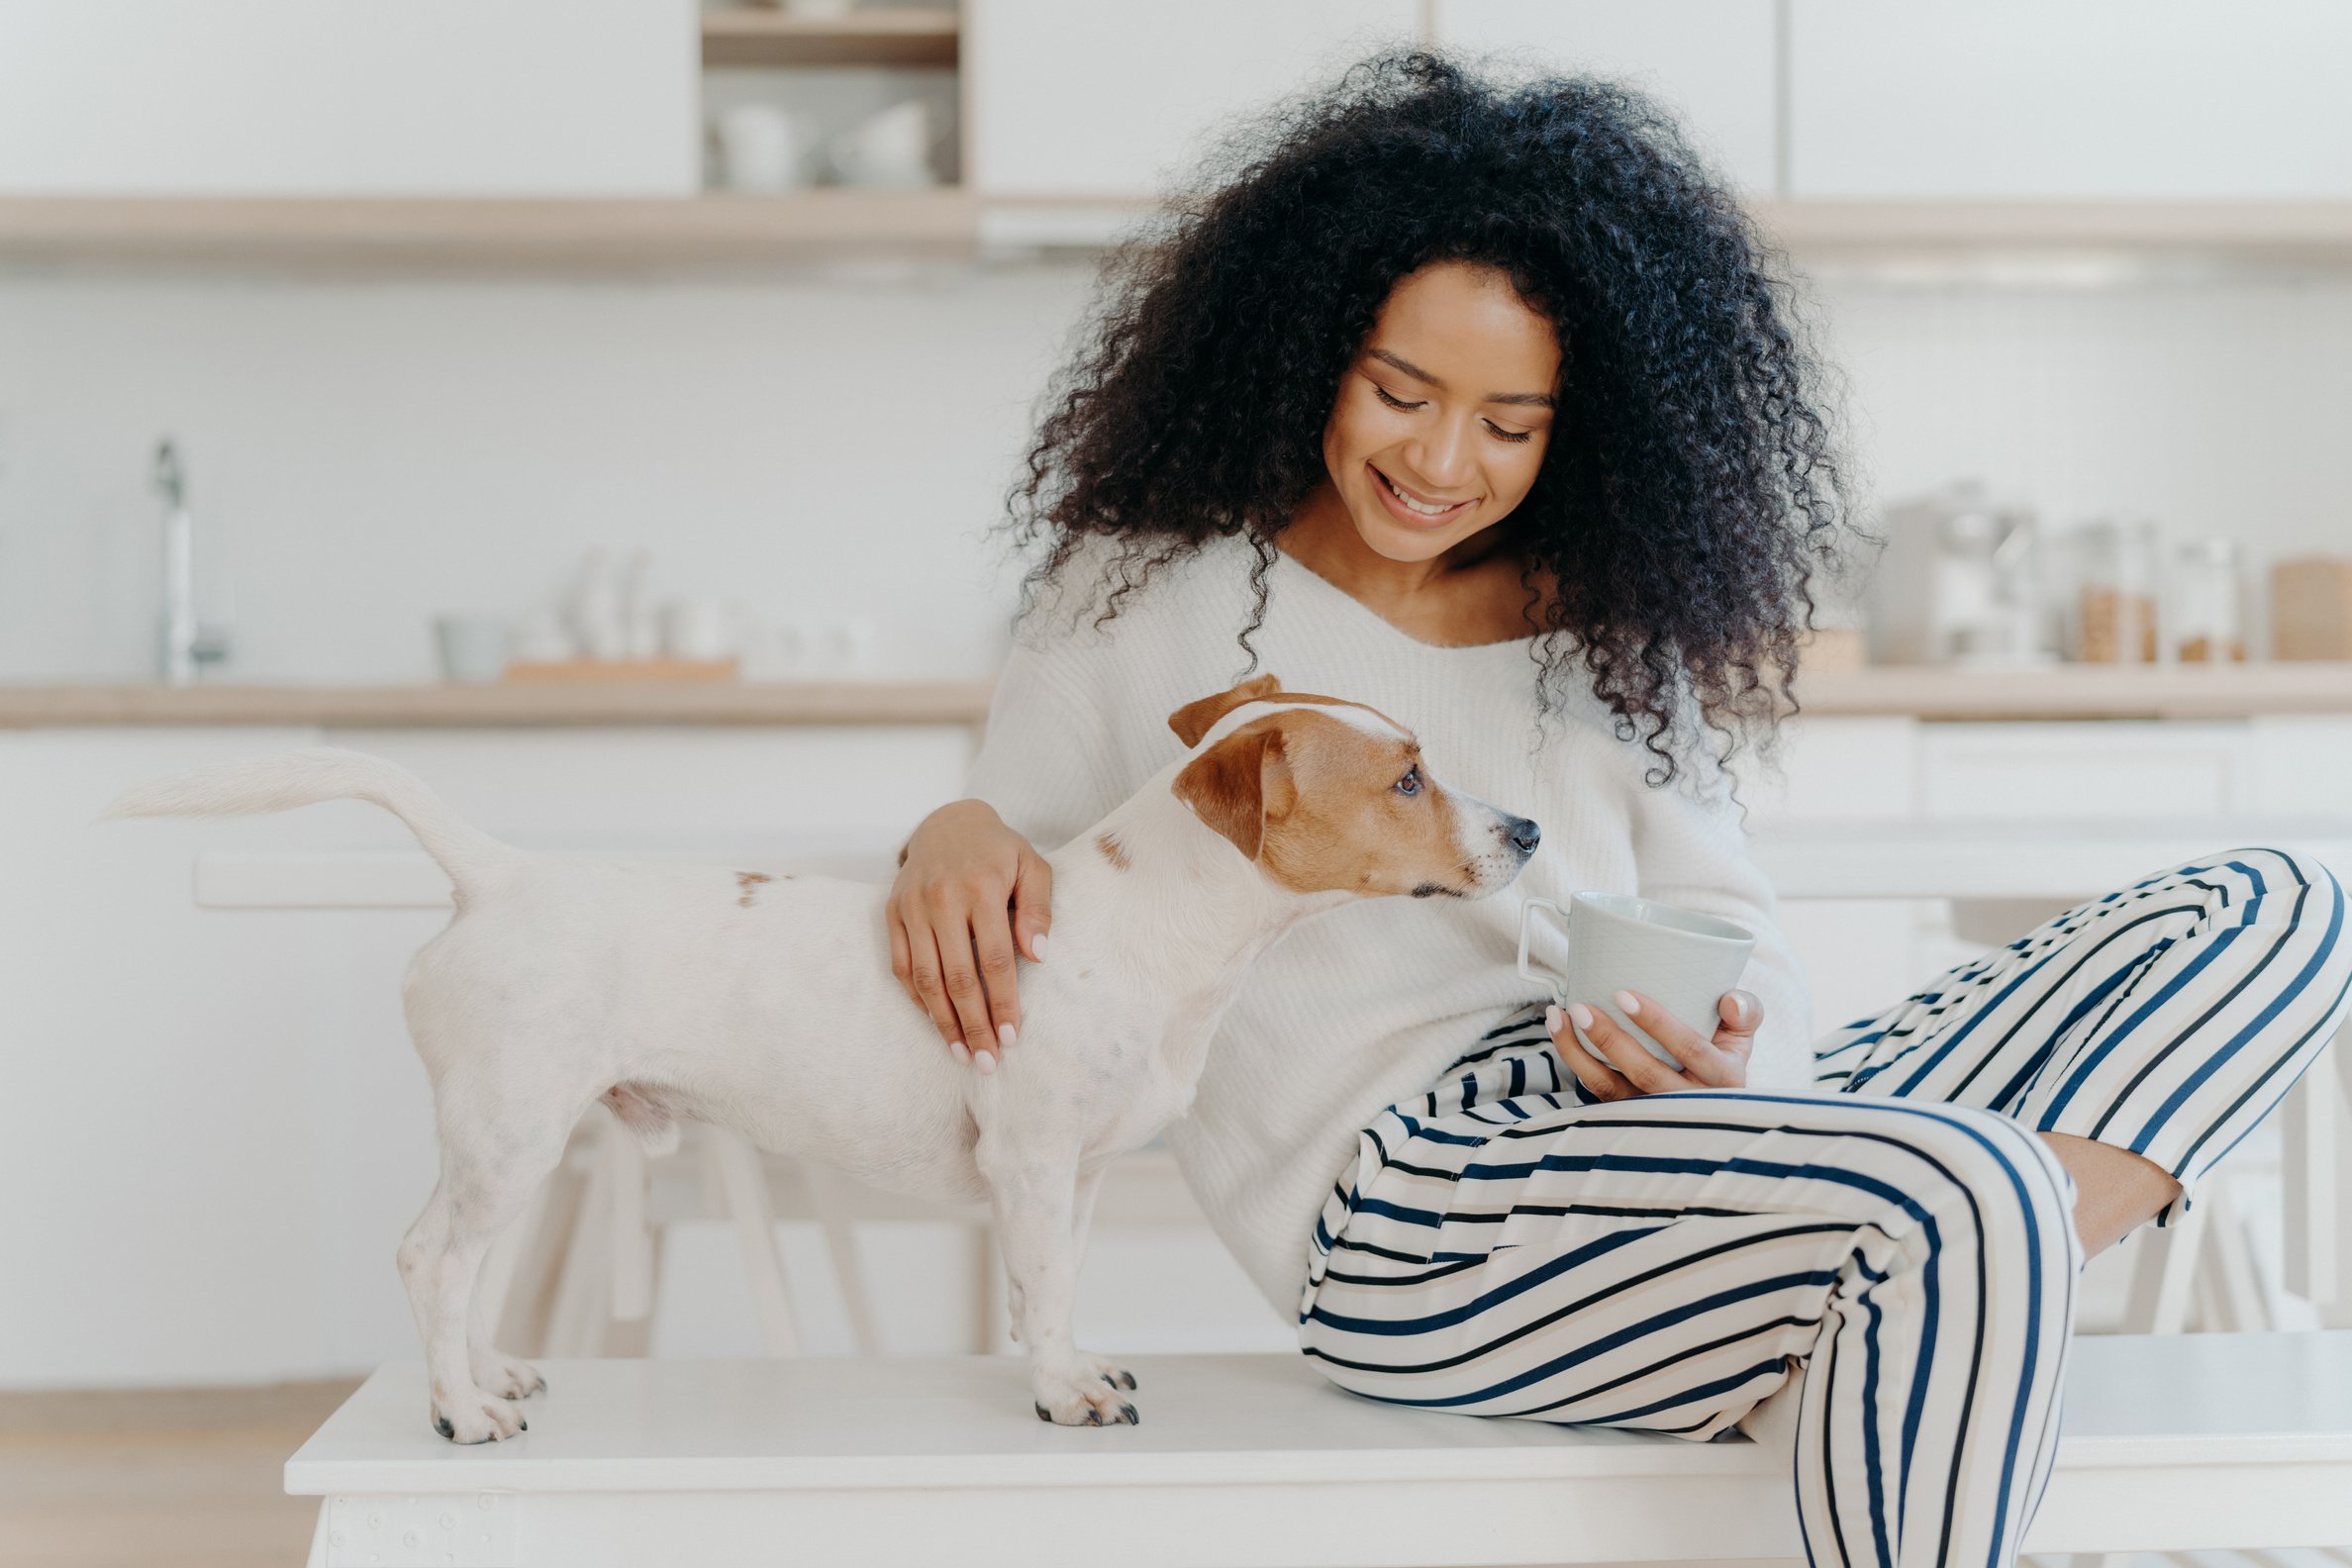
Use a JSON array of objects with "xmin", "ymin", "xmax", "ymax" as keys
[
  {"xmin": 968, "ymin": 0, "xmax": 1417, "ymax": 198},
  {"xmin": 0, "ymin": 0, "xmax": 700, "ymax": 196},
  {"xmin": 1788, "ymin": 0, "xmax": 2352, "ymax": 199},
  {"xmin": 1433, "ymin": 1, "xmax": 1778, "ymax": 192}
]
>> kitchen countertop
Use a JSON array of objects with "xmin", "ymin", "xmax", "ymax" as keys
[{"xmin": 1, "ymin": 663, "xmax": 2349, "ymax": 729}]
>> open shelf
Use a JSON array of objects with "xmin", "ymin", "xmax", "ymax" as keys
[{"xmin": 700, "ymin": 7, "xmax": 958, "ymax": 69}]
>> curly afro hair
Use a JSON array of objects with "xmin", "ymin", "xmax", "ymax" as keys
[{"xmin": 1007, "ymin": 49, "xmax": 1853, "ymax": 787}]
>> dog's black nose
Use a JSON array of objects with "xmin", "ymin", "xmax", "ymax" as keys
[{"xmin": 1505, "ymin": 816, "xmax": 1541, "ymax": 856}]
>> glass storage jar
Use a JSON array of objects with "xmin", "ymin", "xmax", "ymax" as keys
[
  {"xmin": 2169, "ymin": 539, "xmax": 2247, "ymax": 663},
  {"xmin": 2072, "ymin": 519, "xmax": 2160, "ymax": 663}
]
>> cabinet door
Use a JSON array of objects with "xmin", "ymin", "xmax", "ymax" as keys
[
  {"xmin": 0, "ymin": 0, "xmax": 699, "ymax": 195},
  {"xmin": 1789, "ymin": 0, "xmax": 2352, "ymax": 198},
  {"xmin": 969, "ymin": 0, "xmax": 1419, "ymax": 198},
  {"xmin": 1433, "ymin": 1, "xmax": 1778, "ymax": 192}
]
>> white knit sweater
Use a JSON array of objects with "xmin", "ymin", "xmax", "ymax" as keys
[{"xmin": 961, "ymin": 535, "xmax": 1814, "ymax": 1316}]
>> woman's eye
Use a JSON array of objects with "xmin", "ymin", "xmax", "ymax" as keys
[
  {"xmin": 1372, "ymin": 384, "xmax": 1423, "ymax": 412},
  {"xmin": 1394, "ymin": 767, "xmax": 1421, "ymax": 796},
  {"xmin": 1486, "ymin": 422, "xmax": 1534, "ymax": 444}
]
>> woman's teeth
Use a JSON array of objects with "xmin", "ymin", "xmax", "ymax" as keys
[{"xmin": 1379, "ymin": 469, "xmax": 1463, "ymax": 517}]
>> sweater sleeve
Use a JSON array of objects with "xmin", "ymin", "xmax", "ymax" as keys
[
  {"xmin": 1624, "ymin": 740, "xmax": 1816, "ymax": 1090},
  {"xmin": 957, "ymin": 617, "xmax": 1133, "ymax": 854}
]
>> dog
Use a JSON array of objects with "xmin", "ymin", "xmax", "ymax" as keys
[{"xmin": 107, "ymin": 673, "xmax": 1540, "ymax": 1439}]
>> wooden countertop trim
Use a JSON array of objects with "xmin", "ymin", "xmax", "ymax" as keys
[
  {"xmin": 0, "ymin": 681, "xmax": 996, "ymax": 729},
  {"xmin": 2, "ymin": 664, "xmax": 2349, "ymax": 729}
]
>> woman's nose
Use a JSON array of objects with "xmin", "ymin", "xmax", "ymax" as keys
[{"xmin": 1404, "ymin": 419, "xmax": 1475, "ymax": 489}]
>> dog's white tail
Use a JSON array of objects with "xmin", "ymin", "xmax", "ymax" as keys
[{"xmin": 103, "ymin": 747, "xmax": 516, "ymax": 897}]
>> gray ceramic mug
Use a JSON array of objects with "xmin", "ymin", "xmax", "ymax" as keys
[{"xmin": 1517, "ymin": 891, "xmax": 1756, "ymax": 1066}]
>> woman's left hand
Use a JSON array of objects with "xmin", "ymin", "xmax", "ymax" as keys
[{"xmin": 1547, "ymin": 989, "xmax": 1760, "ymax": 1099}]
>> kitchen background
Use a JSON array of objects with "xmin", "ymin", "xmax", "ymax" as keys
[{"xmin": 6, "ymin": 5, "xmax": 2352, "ymax": 1556}]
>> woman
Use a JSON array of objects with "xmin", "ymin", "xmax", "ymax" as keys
[{"xmin": 888, "ymin": 52, "xmax": 2351, "ymax": 1568}]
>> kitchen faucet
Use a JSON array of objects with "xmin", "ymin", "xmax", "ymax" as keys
[{"xmin": 153, "ymin": 440, "xmax": 232, "ymax": 685}]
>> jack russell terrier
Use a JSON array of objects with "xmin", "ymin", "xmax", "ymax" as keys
[{"xmin": 108, "ymin": 674, "xmax": 1540, "ymax": 1440}]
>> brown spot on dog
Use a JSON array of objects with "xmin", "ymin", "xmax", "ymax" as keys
[
  {"xmin": 1095, "ymin": 832, "xmax": 1129, "ymax": 870},
  {"xmin": 735, "ymin": 870, "xmax": 774, "ymax": 908}
]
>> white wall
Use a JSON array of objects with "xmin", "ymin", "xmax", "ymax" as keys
[
  {"xmin": 4, "ymin": 261, "xmax": 2350, "ymax": 689},
  {"xmin": 0, "ymin": 263, "xmax": 1099, "ymax": 684}
]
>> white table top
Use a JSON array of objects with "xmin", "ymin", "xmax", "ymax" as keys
[{"xmin": 286, "ymin": 1333, "xmax": 2352, "ymax": 1497}]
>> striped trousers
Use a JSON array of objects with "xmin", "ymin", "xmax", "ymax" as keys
[{"xmin": 1299, "ymin": 847, "xmax": 2352, "ymax": 1568}]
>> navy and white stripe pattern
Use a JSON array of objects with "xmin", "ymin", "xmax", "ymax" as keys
[{"xmin": 1300, "ymin": 847, "xmax": 2352, "ymax": 1568}]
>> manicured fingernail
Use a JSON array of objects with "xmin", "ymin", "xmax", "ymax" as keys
[
  {"xmin": 997, "ymin": 1023, "xmax": 1016, "ymax": 1051},
  {"xmin": 1544, "ymin": 1004, "xmax": 1564, "ymax": 1034},
  {"xmin": 972, "ymin": 1049, "xmax": 998, "ymax": 1075},
  {"xmin": 1567, "ymin": 1002, "xmax": 1595, "ymax": 1030},
  {"xmin": 949, "ymin": 1040, "xmax": 970, "ymax": 1064},
  {"xmin": 1615, "ymin": 990, "xmax": 1641, "ymax": 1016},
  {"xmin": 1030, "ymin": 932, "xmax": 1049, "ymax": 962}
]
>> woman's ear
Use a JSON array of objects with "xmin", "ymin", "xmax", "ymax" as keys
[
  {"xmin": 1171, "ymin": 720, "xmax": 1291, "ymax": 861},
  {"xmin": 1166, "ymin": 673, "xmax": 1284, "ymax": 748}
]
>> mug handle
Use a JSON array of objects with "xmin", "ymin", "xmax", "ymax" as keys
[{"xmin": 1517, "ymin": 897, "xmax": 1571, "ymax": 997}]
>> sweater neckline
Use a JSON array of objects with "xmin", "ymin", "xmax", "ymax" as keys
[{"xmin": 1269, "ymin": 543, "xmax": 1543, "ymax": 655}]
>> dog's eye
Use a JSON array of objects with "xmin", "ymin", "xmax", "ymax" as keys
[{"xmin": 1394, "ymin": 766, "xmax": 1421, "ymax": 797}]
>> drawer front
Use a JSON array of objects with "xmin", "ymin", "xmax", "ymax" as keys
[{"xmin": 1918, "ymin": 722, "xmax": 2249, "ymax": 820}]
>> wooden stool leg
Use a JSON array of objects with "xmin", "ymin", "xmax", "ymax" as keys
[
  {"xmin": 2120, "ymin": 1196, "xmax": 2208, "ymax": 1334},
  {"xmin": 704, "ymin": 1127, "xmax": 800, "ymax": 1356},
  {"xmin": 2284, "ymin": 1035, "xmax": 2349, "ymax": 1324},
  {"xmin": 544, "ymin": 1138, "xmax": 615, "ymax": 1357},
  {"xmin": 607, "ymin": 1121, "xmax": 655, "ymax": 1323},
  {"xmin": 804, "ymin": 1162, "xmax": 881, "ymax": 1354}
]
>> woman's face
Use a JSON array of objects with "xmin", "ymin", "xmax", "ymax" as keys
[{"xmin": 1319, "ymin": 260, "xmax": 1561, "ymax": 563}]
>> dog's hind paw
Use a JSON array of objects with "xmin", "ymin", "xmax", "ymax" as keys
[
  {"xmin": 471, "ymin": 1346, "xmax": 546, "ymax": 1401},
  {"xmin": 432, "ymin": 1388, "xmax": 529, "ymax": 1444}
]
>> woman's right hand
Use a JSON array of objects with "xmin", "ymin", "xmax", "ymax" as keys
[{"xmin": 886, "ymin": 799, "xmax": 1053, "ymax": 1072}]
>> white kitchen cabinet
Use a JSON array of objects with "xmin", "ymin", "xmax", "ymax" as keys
[
  {"xmin": 1788, "ymin": 0, "xmax": 2352, "ymax": 199},
  {"xmin": 1916, "ymin": 721, "xmax": 2252, "ymax": 819},
  {"xmin": 967, "ymin": 0, "xmax": 1419, "ymax": 199},
  {"xmin": 0, "ymin": 0, "xmax": 700, "ymax": 196},
  {"xmin": 1433, "ymin": 1, "xmax": 1779, "ymax": 192}
]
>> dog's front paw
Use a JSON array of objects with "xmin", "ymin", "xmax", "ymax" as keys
[
  {"xmin": 470, "ymin": 1347, "xmax": 546, "ymax": 1401},
  {"xmin": 1030, "ymin": 1359, "xmax": 1140, "ymax": 1426},
  {"xmin": 1074, "ymin": 1352, "xmax": 1138, "ymax": 1393},
  {"xmin": 432, "ymin": 1387, "xmax": 529, "ymax": 1444}
]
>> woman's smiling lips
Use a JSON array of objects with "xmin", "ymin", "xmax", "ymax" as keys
[{"xmin": 1368, "ymin": 462, "xmax": 1476, "ymax": 529}]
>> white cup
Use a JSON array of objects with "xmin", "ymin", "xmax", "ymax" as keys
[
  {"xmin": 717, "ymin": 103, "xmax": 808, "ymax": 193},
  {"xmin": 828, "ymin": 100, "xmax": 935, "ymax": 188},
  {"xmin": 433, "ymin": 616, "xmax": 511, "ymax": 685},
  {"xmin": 1517, "ymin": 891, "xmax": 1755, "ymax": 1065},
  {"xmin": 662, "ymin": 598, "xmax": 739, "ymax": 662}
]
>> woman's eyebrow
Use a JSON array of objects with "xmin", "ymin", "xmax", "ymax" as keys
[{"xmin": 1366, "ymin": 346, "xmax": 1556, "ymax": 409}]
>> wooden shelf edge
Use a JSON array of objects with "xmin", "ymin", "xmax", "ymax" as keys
[
  {"xmin": 700, "ymin": 7, "xmax": 958, "ymax": 68},
  {"xmin": 0, "ymin": 192, "xmax": 982, "ymax": 270},
  {"xmin": 0, "ymin": 680, "xmax": 996, "ymax": 729},
  {"xmin": 14, "ymin": 196, "xmax": 2352, "ymax": 272}
]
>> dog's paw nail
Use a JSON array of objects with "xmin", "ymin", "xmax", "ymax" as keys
[
  {"xmin": 1035, "ymin": 1403, "xmax": 1051, "ymax": 1422},
  {"xmin": 435, "ymin": 1417, "xmax": 454, "ymax": 1440},
  {"xmin": 1083, "ymin": 1409, "xmax": 1103, "ymax": 1426},
  {"xmin": 1120, "ymin": 1404, "xmax": 1139, "ymax": 1424},
  {"xmin": 518, "ymin": 1419, "xmax": 528, "ymax": 1431}
]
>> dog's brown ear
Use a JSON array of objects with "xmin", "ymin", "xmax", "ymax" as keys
[
  {"xmin": 1171, "ymin": 719, "xmax": 1293, "ymax": 862},
  {"xmin": 1167, "ymin": 673, "xmax": 1283, "ymax": 748}
]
